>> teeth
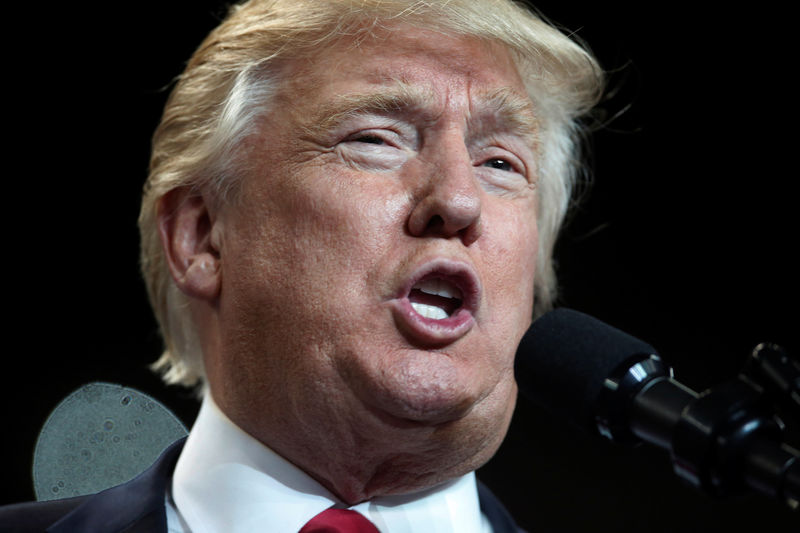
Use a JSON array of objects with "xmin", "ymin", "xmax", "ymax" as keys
[
  {"xmin": 411, "ymin": 302, "xmax": 449, "ymax": 320},
  {"xmin": 413, "ymin": 278, "xmax": 462, "ymax": 299}
]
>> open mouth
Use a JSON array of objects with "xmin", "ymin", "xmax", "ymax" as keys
[
  {"xmin": 390, "ymin": 260, "xmax": 479, "ymax": 345},
  {"xmin": 408, "ymin": 277, "xmax": 463, "ymax": 320}
]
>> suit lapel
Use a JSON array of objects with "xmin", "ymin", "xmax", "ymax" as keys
[
  {"xmin": 477, "ymin": 480, "xmax": 525, "ymax": 533},
  {"xmin": 48, "ymin": 438, "xmax": 186, "ymax": 533}
]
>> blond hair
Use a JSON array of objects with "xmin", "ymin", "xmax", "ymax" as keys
[{"xmin": 139, "ymin": 0, "xmax": 604, "ymax": 388}]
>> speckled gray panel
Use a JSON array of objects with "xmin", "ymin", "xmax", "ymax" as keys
[{"xmin": 33, "ymin": 382, "xmax": 188, "ymax": 501}]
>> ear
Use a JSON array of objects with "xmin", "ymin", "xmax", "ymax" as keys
[{"xmin": 157, "ymin": 188, "xmax": 222, "ymax": 302}]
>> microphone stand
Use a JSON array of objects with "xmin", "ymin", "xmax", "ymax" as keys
[{"xmin": 597, "ymin": 343, "xmax": 800, "ymax": 508}]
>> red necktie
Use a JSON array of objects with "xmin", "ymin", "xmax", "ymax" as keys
[{"xmin": 299, "ymin": 508, "xmax": 380, "ymax": 533}]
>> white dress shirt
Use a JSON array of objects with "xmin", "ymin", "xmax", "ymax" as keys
[{"xmin": 166, "ymin": 394, "xmax": 493, "ymax": 533}]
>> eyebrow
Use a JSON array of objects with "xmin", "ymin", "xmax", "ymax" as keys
[
  {"xmin": 302, "ymin": 81, "xmax": 539, "ymax": 146},
  {"xmin": 302, "ymin": 82, "xmax": 431, "ymax": 137},
  {"xmin": 475, "ymin": 87, "xmax": 540, "ymax": 145}
]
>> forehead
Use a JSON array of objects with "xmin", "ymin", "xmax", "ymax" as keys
[{"xmin": 281, "ymin": 26, "xmax": 532, "ymax": 116}]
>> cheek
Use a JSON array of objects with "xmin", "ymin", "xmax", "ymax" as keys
[
  {"xmin": 483, "ymin": 204, "xmax": 538, "ymax": 303},
  {"xmin": 228, "ymin": 168, "xmax": 413, "ymax": 315},
  {"xmin": 294, "ymin": 176, "xmax": 414, "ymax": 277}
]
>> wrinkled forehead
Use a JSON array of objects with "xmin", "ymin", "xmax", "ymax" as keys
[{"xmin": 277, "ymin": 26, "xmax": 538, "ymax": 136}]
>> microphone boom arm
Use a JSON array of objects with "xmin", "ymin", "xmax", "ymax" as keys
[
  {"xmin": 516, "ymin": 309, "xmax": 800, "ymax": 508},
  {"xmin": 603, "ymin": 355, "xmax": 800, "ymax": 504}
]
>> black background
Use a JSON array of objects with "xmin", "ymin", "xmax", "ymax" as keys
[{"xmin": 4, "ymin": 1, "xmax": 797, "ymax": 530}]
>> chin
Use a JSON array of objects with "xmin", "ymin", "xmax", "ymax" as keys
[
  {"xmin": 360, "ymin": 350, "xmax": 488, "ymax": 425},
  {"xmin": 373, "ymin": 360, "xmax": 516, "ymax": 434},
  {"xmin": 386, "ymin": 389, "xmax": 478, "ymax": 426}
]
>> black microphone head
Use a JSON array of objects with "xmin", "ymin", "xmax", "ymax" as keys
[{"xmin": 515, "ymin": 308, "xmax": 660, "ymax": 435}]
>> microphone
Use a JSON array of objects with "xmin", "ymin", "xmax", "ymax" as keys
[{"xmin": 514, "ymin": 308, "xmax": 799, "ymax": 505}]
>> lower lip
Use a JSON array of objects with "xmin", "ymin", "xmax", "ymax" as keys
[{"xmin": 391, "ymin": 297, "xmax": 475, "ymax": 346}]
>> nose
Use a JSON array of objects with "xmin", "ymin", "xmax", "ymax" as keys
[{"xmin": 407, "ymin": 140, "xmax": 483, "ymax": 246}]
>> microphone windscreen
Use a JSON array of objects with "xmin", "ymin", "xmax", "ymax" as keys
[{"xmin": 515, "ymin": 308, "xmax": 658, "ymax": 432}]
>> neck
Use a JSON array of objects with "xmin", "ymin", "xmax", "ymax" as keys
[{"xmin": 212, "ymin": 389, "xmax": 509, "ymax": 504}]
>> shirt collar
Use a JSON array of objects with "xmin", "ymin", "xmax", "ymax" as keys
[{"xmin": 171, "ymin": 394, "xmax": 490, "ymax": 533}]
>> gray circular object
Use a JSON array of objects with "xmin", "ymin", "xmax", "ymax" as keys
[{"xmin": 33, "ymin": 382, "xmax": 188, "ymax": 501}]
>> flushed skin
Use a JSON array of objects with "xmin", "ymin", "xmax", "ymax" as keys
[{"xmin": 159, "ymin": 27, "xmax": 539, "ymax": 504}]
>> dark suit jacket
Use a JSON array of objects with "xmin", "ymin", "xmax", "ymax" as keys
[{"xmin": 0, "ymin": 439, "xmax": 524, "ymax": 532}]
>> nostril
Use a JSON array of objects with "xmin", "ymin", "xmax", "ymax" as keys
[{"xmin": 425, "ymin": 214, "xmax": 445, "ymax": 233}]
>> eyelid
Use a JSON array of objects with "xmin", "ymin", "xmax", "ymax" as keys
[
  {"xmin": 344, "ymin": 128, "xmax": 400, "ymax": 145},
  {"xmin": 340, "ymin": 117, "xmax": 418, "ymax": 150}
]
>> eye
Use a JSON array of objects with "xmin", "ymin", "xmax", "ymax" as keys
[
  {"xmin": 473, "ymin": 148, "xmax": 532, "ymax": 193},
  {"xmin": 483, "ymin": 158, "xmax": 514, "ymax": 172},
  {"xmin": 351, "ymin": 134, "xmax": 386, "ymax": 145},
  {"xmin": 337, "ymin": 128, "xmax": 409, "ymax": 171}
]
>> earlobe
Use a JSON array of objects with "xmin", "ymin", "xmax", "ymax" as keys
[{"xmin": 157, "ymin": 188, "xmax": 222, "ymax": 301}]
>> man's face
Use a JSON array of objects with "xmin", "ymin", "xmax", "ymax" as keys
[{"xmin": 207, "ymin": 27, "xmax": 540, "ymax": 498}]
